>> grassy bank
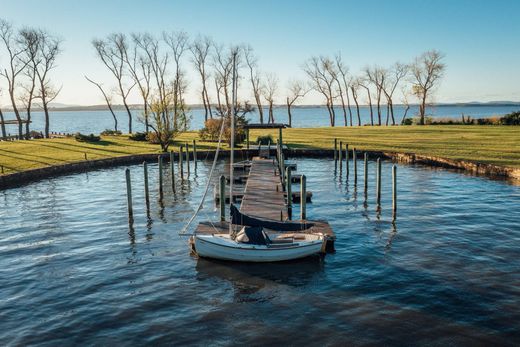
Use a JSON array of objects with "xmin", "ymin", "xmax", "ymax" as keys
[{"xmin": 0, "ymin": 126, "xmax": 519, "ymax": 175}]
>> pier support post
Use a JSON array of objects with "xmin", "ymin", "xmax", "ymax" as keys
[
  {"xmin": 193, "ymin": 139, "xmax": 197, "ymax": 170},
  {"xmin": 364, "ymin": 153, "xmax": 368, "ymax": 193},
  {"xmin": 286, "ymin": 166, "xmax": 292, "ymax": 219},
  {"xmin": 219, "ymin": 175, "xmax": 226, "ymax": 221},
  {"xmin": 279, "ymin": 127, "xmax": 283, "ymax": 149},
  {"xmin": 392, "ymin": 165, "xmax": 397, "ymax": 220},
  {"xmin": 300, "ymin": 174, "xmax": 307, "ymax": 220},
  {"xmin": 353, "ymin": 148, "xmax": 357, "ymax": 185},
  {"xmin": 179, "ymin": 145, "xmax": 184, "ymax": 180},
  {"xmin": 376, "ymin": 158, "xmax": 382, "ymax": 205},
  {"xmin": 170, "ymin": 150, "xmax": 176, "ymax": 193},
  {"xmin": 125, "ymin": 168, "xmax": 133, "ymax": 219},
  {"xmin": 345, "ymin": 144, "xmax": 349, "ymax": 179},
  {"xmin": 143, "ymin": 162, "xmax": 150, "ymax": 210},
  {"xmin": 158, "ymin": 155, "xmax": 163, "ymax": 199},
  {"xmin": 334, "ymin": 138, "xmax": 338, "ymax": 160},
  {"xmin": 185, "ymin": 142, "xmax": 190, "ymax": 177},
  {"xmin": 339, "ymin": 141, "xmax": 343, "ymax": 169}
]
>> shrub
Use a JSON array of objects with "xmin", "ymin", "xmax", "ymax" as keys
[
  {"xmin": 101, "ymin": 129, "xmax": 122, "ymax": 136},
  {"xmin": 199, "ymin": 116, "xmax": 247, "ymax": 144},
  {"xmin": 29, "ymin": 130, "xmax": 44, "ymax": 139},
  {"xmin": 256, "ymin": 135, "xmax": 274, "ymax": 145},
  {"xmin": 129, "ymin": 132, "xmax": 148, "ymax": 141},
  {"xmin": 402, "ymin": 118, "xmax": 413, "ymax": 125},
  {"xmin": 499, "ymin": 111, "xmax": 520, "ymax": 125},
  {"xmin": 75, "ymin": 132, "xmax": 100, "ymax": 142}
]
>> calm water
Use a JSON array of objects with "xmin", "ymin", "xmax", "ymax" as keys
[
  {"xmin": 1, "ymin": 158, "xmax": 519, "ymax": 345},
  {"xmin": 1, "ymin": 104, "xmax": 519, "ymax": 134}
]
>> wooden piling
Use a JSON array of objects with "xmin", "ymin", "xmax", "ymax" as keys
[
  {"xmin": 353, "ymin": 148, "xmax": 357, "ymax": 185},
  {"xmin": 364, "ymin": 152, "xmax": 368, "ymax": 193},
  {"xmin": 301, "ymin": 174, "xmax": 307, "ymax": 220},
  {"xmin": 170, "ymin": 150, "xmax": 176, "ymax": 193},
  {"xmin": 143, "ymin": 162, "xmax": 150, "ymax": 210},
  {"xmin": 286, "ymin": 166, "xmax": 292, "ymax": 219},
  {"xmin": 125, "ymin": 168, "xmax": 133, "ymax": 218},
  {"xmin": 219, "ymin": 175, "xmax": 226, "ymax": 221},
  {"xmin": 193, "ymin": 139, "xmax": 197, "ymax": 170},
  {"xmin": 179, "ymin": 145, "xmax": 184, "ymax": 180},
  {"xmin": 376, "ymin": 158, "xmax": 382, "ymax": 205},
  {"xmin": 158, "ymin": 155, "xmax": 164, "ymax": 199},
  {"xmin": 345, "ymin": 144, "xmax": 349, "ymax": 179},
  {"xmin": 339, "ymin": 141, "xmax": 343, "ymax": 168},
  {"xmin": 392, "ymin": 165, "xmax": 397, "ymax": 220},
  {"xmin": 185, "ymin": 142, "xmax": 190, "ymax": 177},
  {"xmin": 334, "ymin": 138, "xmax": 338, "ymax": 160}
]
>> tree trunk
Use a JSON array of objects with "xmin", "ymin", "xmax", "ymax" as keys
[
  {"xmin": 338, "ymin": 92, "xmax": 347, "ymax": 126},
  {"xmin": 124, "ymin": 103, "xmax": 132, "ymax": 133},
  {"xmin": 9, "ymin": 91, "xmax": 23, "ymax": 138},
  {"xmin": 286, "ymin": 97, "xmax": 292, "ymax": 128},
  {"xmin": 345, "ymin": 89, "xmax": 353, "ymax": 126},
  {"xmin": 390, "ymin": 101, "xmax": 395, "ymax": 125},
  {"xmin": 420, "ymin": 93, "xmax": 427, "ymax": 125},
  {"xmin": 385, "ymin": 103, "xmax": 390, "ymax": 126},
  {"xmin": 269, "ymin": 102, "xmax": 274, "ymax": 123},
  {"xmin": 376, "ymin": 90, "xmax": 382, "ymax": 126},
  {"xmin": 202, "ymin": 89, "xmax": 208, "ymax": 122},
  {"xmin": 0, "ymin": 108, "xmax": 6, "ymax": 138},
  {"xmin": 401, "ymin": 105, "xmax": 410, "ymax": 125},
  {"xmin": 144, "ymin": 102, "xmax": 149, "ymax": 133},
  {"xmin": 204, "ymin": 86, "xmax": 212, "ymax": 119},
  {"xmin": 351, "ymin": 86, "xmax": 361, "ymax": 126},
  {"xmin": 254, "ymin": 92, "xmax": 263, "ymax": 124}
]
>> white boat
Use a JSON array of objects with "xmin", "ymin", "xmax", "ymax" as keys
[{"xmin": 194, "ymin": 228, "xmax": 325, "ymax": 262}]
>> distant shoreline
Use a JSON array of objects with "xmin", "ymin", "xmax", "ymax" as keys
[{"xmin": 1, "ymin": 102, "xmax": 519, "ymax": 113}]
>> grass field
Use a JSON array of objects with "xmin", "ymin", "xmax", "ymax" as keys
[{"xmin": 0, "ymin": 126, "xmax": 519, "ymax": 175}]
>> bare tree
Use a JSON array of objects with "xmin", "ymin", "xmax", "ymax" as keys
[
  {"xmin": 124, "ymin": 35, "xmax": 152, "ymax": 132},
  {"xmin": 382, "ymin": 62, "xmax": 409, "ymax": 125},
  {"xmin": 412, "ymin": 50, "xmax": 445, "ymax": 125},
  {"xmin": 191, "ymin": 35, "xmax": 213, "ymax": 121},
  {"xmin": 92, "ymin": 33, "xmax": 135, "ymax": 133},
  {"xmin": 19, "ymin": 28, "xmax": 40, "ymax": 138},
  {"xmin": 358, "ymin": 78, "xmax": 374, "ymax": 126},
  {"xmin": 0, "ymin": 87, "xmax": 6, "ymax": 138},
  {"xmin": 350, "ymin": 79, "xmax": 362, "ymax": 126},
  {"xmin": 286, "ymin": 80, "xmax": 307, "ymax": 127},
  {"xmin": 365, "ymin": 66, "xmax": 386, "ymax": 126},
  {"xmin": 262, "ymin": 72, "xmax": 278, "ymax": 124},
  {"xmin": 85, "ymin": 76, "xmax": 118, "ymax": 131},
  {"xmin": 400, "ymin": 86, "xmax": 412, "ymax": 125},
  {"xmin": 244, "ymin": 45, "xmax": 264, "ymax": 124},
  {"xmin": 34, "ymin": 29, "xmax": 62, "ymax": 138},
  {"xmin": 335, "ymin": 54, "xmax": 353, "ymax": 126},
  {"xmin": 163, "ymin": 30, "xmax": 190, "ymax": 130},
  {"xmin": 0, "ymin": 19, "xmax": 30, "ymax": 138},
  {"xmin": 304, "ymin": 56, "xmax": 337, "ymax": 127},
  {"xmin": 213, "ymin": 43, "xmax": 234, "ymax": 116}
]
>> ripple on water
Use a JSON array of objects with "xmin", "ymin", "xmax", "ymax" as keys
[{"xmin": 1, "ymin": 159, "xmax": 520, "ymax": 345}]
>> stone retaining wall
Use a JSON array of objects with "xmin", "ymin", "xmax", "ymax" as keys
[{"xmin": 1, "ymin": 148, "xmax": 518, "ymax": 190}]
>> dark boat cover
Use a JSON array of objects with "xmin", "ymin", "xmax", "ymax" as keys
[
  {"xmin": 230, "ymin": 204, "xmax": 314, "ymax": 231},
  {"xmin": 242, "ymin": 226, "xmax": 271, "ymax": 245}
]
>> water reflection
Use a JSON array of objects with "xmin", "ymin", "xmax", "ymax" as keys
[{"xmin": 195, "ymin": 256, "xmax": 325, "ymax": 300}]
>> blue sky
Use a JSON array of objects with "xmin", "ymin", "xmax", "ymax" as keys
[{"xmin": 1, "ymin": 0, "xmax": 519, "ymax": 105}]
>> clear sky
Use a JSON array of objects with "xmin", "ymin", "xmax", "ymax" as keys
[{"xmin": 0, "ymin": 0, "xmax": 519, "ymax": 106}]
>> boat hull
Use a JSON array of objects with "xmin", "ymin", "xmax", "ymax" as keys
[{"xmin": 194, "ymin": 234, "xmax": 323, "ymax": 262}]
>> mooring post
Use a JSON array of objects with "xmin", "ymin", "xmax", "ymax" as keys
[
  {"xmin": 392, "ymin": 164, "xmax": 397, "ymax": 220},
  {"xmin": 345, "ymin": 144, "xmax": 349, "ymax": 179},
  {"xmin": 219, "ymin": 175, "xmax": 226, "ymax": 221},
  {"xmin": 185, "ymin": 142, "xmax": 190, "ymax": 177},
  {"xmin": 353, "ymin": 148, "xmax": 358, "ymax": 185},
  {"xmin": 280, "ymin": 151, "xmax": 286, "ymax": 191},
  {"xmin": 158, "ymin": 155, "xmax": 164, "ymax": 199},
  {"xmin": 170, "ymin": 150, "xmax": 176, "ymax": 193},
  {"xmin": 339, "ymin": 141, "xmax": 343, "ymax": 168},
  {"xmin": 179, "ymin": 145, "xmax": 184, "ymax": 180},
  {"xmin": 364, "ymin": 152, "xmax": 368, "ymax": 193},
  {"xmin": 246, "ymin": 128, "xmax": 250, "ymax": 150},
  {"xmin": 376, "ymin": 158, "xmax": 382, "ymax": 205},
  {"xmin": 286, "ymin": 166, "xmax": 292, "ymax": 219},
  {"xmin": 300, "ymin": 174, "xmax": 307, "ymax": 220},
  {"xmin": 143, "ymin": 162, "xmax": 150, "ymax": 210},
  {"xmin": 334, "ymin": 138, "xmax": 338, "ymax": 160},
  {"xmin": 193, "ymin": 139, "xmax": 197, "ymax": 170},
  {"xmin": 125, "ymin": 168, "xmax": 133, "ymax": 219}
]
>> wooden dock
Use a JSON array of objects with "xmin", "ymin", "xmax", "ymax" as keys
[{"xmin": 195, "ymin": 157, "xmax": 335, "ymax": 252}]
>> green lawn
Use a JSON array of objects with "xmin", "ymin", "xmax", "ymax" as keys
[{"xmin": 0, "ymin": 126, "xmax": 519, "ymax": 175}]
